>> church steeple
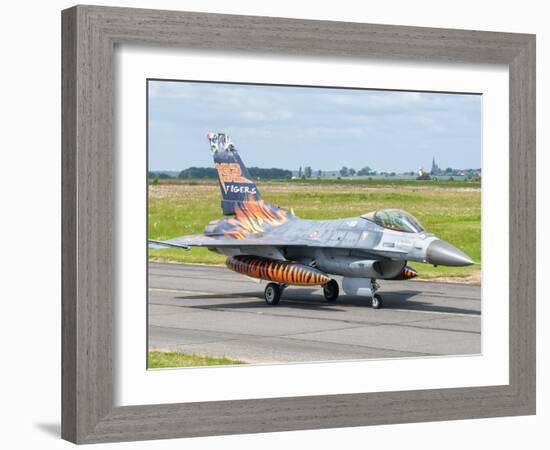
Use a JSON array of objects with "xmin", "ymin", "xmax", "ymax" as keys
[{"xmin": 431, "ymin": 157, "xmax": 440, "ymax": 175}]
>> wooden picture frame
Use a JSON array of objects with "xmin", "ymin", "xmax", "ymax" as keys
[{"xmin": 61, "ymin": 5, "xmax": 536, "ymax": 444}]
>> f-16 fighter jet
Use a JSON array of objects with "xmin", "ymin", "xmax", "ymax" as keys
[{"xmin": 149, "ymin": 133, "xmax": 475, "ymax": 308}]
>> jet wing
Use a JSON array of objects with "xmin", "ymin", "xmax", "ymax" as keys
[
  {"xmin": 148, "ymin": 234, "xmax": 317, "ymax": 250},
  {"xmin": 148, "ymin": 234, "xmax": 402, "ymax": 261}
]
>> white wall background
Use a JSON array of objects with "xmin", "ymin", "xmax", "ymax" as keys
[{"xmin": 0, "ymin": 1, "xmax": 546, "ymax": 449}]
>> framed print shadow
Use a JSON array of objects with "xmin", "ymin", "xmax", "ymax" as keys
[{"xmin": 61, "ymin": 5, "xmax": 536, "ymax": 444}]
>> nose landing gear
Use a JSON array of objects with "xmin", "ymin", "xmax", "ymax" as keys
[{"xmin": 370, "ymin": 280, "xmax": 383, "ymax": 309}]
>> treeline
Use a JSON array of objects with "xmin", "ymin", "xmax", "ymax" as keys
[
  {"xmin": 149, "ymin": 167, "xmax": 293, "ymax": 180},
  {"xmin": 247, "ymin": 167, "xmax": 292, "ymax": 179},
  {"xmin": 177, "ymin": 167, "xmax": 218, "ymax": 179},
  {"xmin": 148, "ymin": 171, "xmax": 175, "ymax": 179}
]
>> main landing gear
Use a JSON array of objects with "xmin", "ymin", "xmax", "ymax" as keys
[
  {"xmin": 371, "ymin": 293, "xmax": 383, "ymax": 309},
  {"xmin": 323, "ymin": 279, "xmax": 339, "ymax": 302},
  {"xmin": 263, "ymin": 278, "xmax": 382, "ymax": 308},
  {"xmin": 264, "ymin": 283, "xmax": 283, "ymax": 305}
]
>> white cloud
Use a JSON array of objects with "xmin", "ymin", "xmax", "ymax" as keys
[{"xmin": 148, "ymin": 80, "xmax": 481, "ymax": 172}]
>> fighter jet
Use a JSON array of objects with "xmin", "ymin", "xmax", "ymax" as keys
[{"xmin": 149, "ymin": 133, "xmax": 475, "ymax": 308}]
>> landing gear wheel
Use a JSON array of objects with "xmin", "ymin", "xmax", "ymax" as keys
[
  {"xmin": 264, "ymin": 283, "xmax": 282, "ymax": 305},
  {"xmin": 372, "ymin": 294, "xmax": 383, "ymax": 309},
  {"xmin": 323, "ymin": 279, "xmax": 339, "ymax": 302}
]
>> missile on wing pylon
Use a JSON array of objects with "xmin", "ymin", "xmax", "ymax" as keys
[
  {"xmin": 391, "ymin": 265, "xmax": 418, "ymax": 280},
  {"xmin": 226, "ymin": 255, "xmax": 330, "ymax": 286}
]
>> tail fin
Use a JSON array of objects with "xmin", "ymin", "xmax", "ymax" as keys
[{"xmin": 207, "ymin": 132, "xmax": 264, "ymax": 215}]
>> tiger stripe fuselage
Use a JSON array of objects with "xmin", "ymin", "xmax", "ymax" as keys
[{"xmin": 226, "ymin": 255, "xmax": 331, "ymax": 286}]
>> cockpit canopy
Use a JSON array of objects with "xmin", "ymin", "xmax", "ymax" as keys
[{"xmin": 362, "ymin": 209, "xmax": 425, "ymax": 233}]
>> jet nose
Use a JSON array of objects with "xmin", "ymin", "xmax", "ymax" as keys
[{"xmin": 426, "ymin": 240, "xmax": 475, "ymax": 266}]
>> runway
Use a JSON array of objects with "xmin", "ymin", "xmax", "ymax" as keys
[{"xmin": 148, "ymin": 262, "xmax": 481, "ymax": 364}]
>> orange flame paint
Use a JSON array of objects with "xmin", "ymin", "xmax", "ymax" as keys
[{"xmin": 222, "ymin": 194, "xmax": 289, "ymax": 240}]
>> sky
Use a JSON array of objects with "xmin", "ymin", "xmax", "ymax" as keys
[{"xmin": 148, "ymin": 80, "xmax": 481, "ymax": 173}]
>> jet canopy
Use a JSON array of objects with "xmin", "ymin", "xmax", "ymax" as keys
[{"xmin": 362, "ymin": 209, "xmax": 425, "ymax": 233}]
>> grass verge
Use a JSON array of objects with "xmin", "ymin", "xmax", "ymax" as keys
[
  {"xmin": 148, "ymin": 179, "xmax": 481, "ymax": 280},
  {"xmin": 148, "ymin": 351, "xmax": 246, "ymax": 368}
]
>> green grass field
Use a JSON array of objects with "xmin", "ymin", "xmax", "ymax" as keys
[
  {"xmin": 148, "ymin": 179, "xmax": 481, "ymax": 280},
  {"xmin": 148, "ymin": 351, "xmax": 246, "ymax": 368}
]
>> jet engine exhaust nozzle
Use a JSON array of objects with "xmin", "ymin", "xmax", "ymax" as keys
[{"xmin": 426, "ymin": 240, "xmax": 475, "ymax": 267}]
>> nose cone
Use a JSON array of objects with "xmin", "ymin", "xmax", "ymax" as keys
[{"xmin": 426, "ymin": 240, "xmax": 475, "ymax": 266}]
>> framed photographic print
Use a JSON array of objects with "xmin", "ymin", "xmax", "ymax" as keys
[{"xmin": 61, "ymin": 5, "xmax": 535, "ymax": 444}]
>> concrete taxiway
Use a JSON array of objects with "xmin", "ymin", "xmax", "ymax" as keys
[{"xmin": 148, "ymin": 262, "xmax": 481, "ymax": 364}]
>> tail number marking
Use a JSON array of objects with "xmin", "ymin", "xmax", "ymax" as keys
[{"xmin": 216, "ymin": 163, "xmax": 250, "ymax": 183}]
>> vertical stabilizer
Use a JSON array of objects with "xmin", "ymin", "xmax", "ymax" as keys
[{"xmin": 207, "ymin": 132, "xmax": 263, "ymax": 215}]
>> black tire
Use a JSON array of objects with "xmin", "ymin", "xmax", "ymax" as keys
[
  {"xmin": 264, "ymin": 283, "xmax": 282, "ymax": 305},
  {"xmin": 372, "ymin": 294, "xmax": 383, "ymax": 309},
  {"xmin": 323, "ymin": 279, "xmax": 339, "ymax": 302}
]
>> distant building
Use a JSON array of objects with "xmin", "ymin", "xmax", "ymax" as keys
[{"xmin": 430, "ymin": 157, "xmax": 443, "ymax": 175}]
